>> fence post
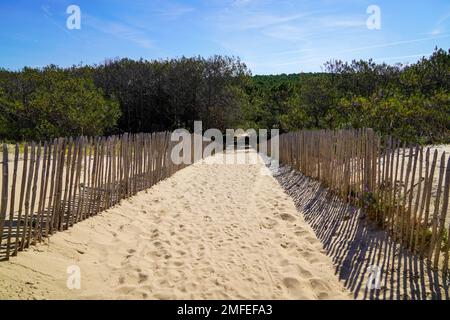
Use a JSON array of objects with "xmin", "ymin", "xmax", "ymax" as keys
[
  {"xmin": 5, "ymin": 144, "xmax": 19, "ymax": 259},
  {"xmin": 0, "ymin": 144, "xmax": 9, "ymax": 251}
]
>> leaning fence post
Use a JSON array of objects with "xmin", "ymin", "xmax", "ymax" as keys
[
  {"xmin": 5, "ymin": 144, "xmax": 19, "ymax": 259},
  {"xmin": 0, "ymin": 144, "xmax": 9, "ymax": 251},
  {"xmin": 433, "ymin": 156, "xmax": 449, "ymax": 269}
]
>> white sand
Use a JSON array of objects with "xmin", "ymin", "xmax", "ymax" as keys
[{"xmin": 0, "ymin": 150, "xmax": 349, "ymax": 300}]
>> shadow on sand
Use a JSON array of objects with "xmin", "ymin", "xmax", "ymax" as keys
[{"xmin": 275, "ymin": 165, "xmax": 449, "ymax": 300}]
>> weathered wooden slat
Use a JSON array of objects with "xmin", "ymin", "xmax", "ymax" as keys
[
  {"xmin": 419, "ymin": 149, "xmax": 438, "ymax": 256},
  {"xmin": 20, "ymin": 142, "xmax": 35, "ymax": 251},
  {"xmin": 434, "ymin": 156, "xmax": 450, "ymax": 269},
  {"xmin": 399, "ymin": 144, "xmax": 412, "ymax": 241},
  {"xmin": 53, "ymin": 138, "xmax": 66, "ymax": 232},
  {"xmin": 14, "ymin": 143, "xmax": 28, "ymax": 255},
  {"xmin": 50, "ymin": 139, "xmax": 60, "ymax": 232},
  {"xmin": 414, "ymin": 148, "xmax": 431, "ymax": 254},
  {"xmin": 427, "ymin": 152, "xmax": 446, "ymax": 264},
  {"xmin": 26, "ymin": 142, "xmax": 41, "ymax": 248},
  {"xmin": 34, "ymin": 142, "xmax": 48, "ymax": 244},
  {"xmin": 5, "ymin": 144, "xmax": 19, "ymax": 259},
  {"xmin": 66, "ymin": 138, "xmax": 77, "ymax": 227},
  {"xmin": 78, "ymin": 137, "xmax": 87, "ymax": 221},
  {"xmin": 410, "ymin": 147, "xmax": 423, "ymax": 249},
  {"xmin": 404, "ymin": 145, "xmax": 419, "ymax": 246},
  {"xmin": 40, "ymin": 142, "xmax": 52, "ymax": 240},
  {"xmin": 0, "ymin": 144, "xmax": 9, "ymax": 250}
]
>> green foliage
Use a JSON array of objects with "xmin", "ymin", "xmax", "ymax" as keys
[
  {"xmin": 30, "ymin": 76, "xmax": 120, "ymax": 138},
  {"xmin": 0, "ymin": 49, "xmax": 448, "ymax": 143},
  {"xmin": 89, "ymin": 55, "xmax": 250, "ymax": 133},
  {"xmin": 0, "ymin": 66, "xmax": 120, "ymax": 141},
  {"xmin": 243, "ymin": 48, "xmax": 450, "ymax": 144}
]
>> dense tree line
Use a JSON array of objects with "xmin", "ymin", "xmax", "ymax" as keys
[
  {"xmin": 0, "ymin": 66, "xmax": 120, "ymax": 140},
  {"xmin": 244, "ymin": 48, "xmax": 449, "ymax": 144},
  {"xmin": 0, "ymin": 49, "xmax": 448, "ymax": 144},
  {"xmin": 0, "ymin": 56, "xmax": 249, "ymax": 141},
  {"xmin": 87, "ymin": 56, "xmax": 249, "ymax": 133}
]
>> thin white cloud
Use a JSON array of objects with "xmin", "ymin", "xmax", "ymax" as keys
[
  {"xmin": 430, "ymin": 29, "xmax": 443, "ymax": 36},
  {"xmin": 318, "ymin": 17, "xmax": 365, "ymax": 28},
  {"xmin": 84, "ymin": 15, "xmax": 154, "ymax": 49},
  {"xmin": 436, "ymin": 12, "xmax": 450, "ymax": 25},
  {"xmin": 261, "ymin": 14, "xmax": 366, "ymax": 42},
  {"xmin": 40, "ymin": 5, "xmax": 76, "ymax": 38},
  {"xmin": 429, "ymin": 11, "xmax": 450, "ymax": 36},
  {"xmin": 109, "ymin": 23, "xmax": 153, "ymax": 48},
  {"xmin": 336, "ymin": 34, "xmax": 450, "ymax": 55},
  {"xmin": 373, "ymin": 53, "xmax": 432, "ymax": 62},
  {"xmin": 212, "ymin": 9, "xmax": 316, "ymax": 31},
  {"xmin": 232, "ymin": 0, "xmax": 254, "ymax": 6},
  {"xmin": 237, "ymin": 13, "xmax": 307, "ymax": 30},
  {"xmin": 273, "ymin": 34, "xmax": 450, "ymax": 67},
  {"xmin": 41, "ymin": 5, "xmax": 52, "ymax": 17},
  {"xmin": 154, "ymin": 3, "xmax": 195, "ymax": 20},
  {"xmin": 262, "ymin": 25, "xmax": 307, "ymax": 41},
  {"xmin": 269, "ymin": 33, "xmax": 450, "ymax": 62}
]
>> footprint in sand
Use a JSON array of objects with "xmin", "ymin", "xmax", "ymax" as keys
[
  {"xmin": 153, "ymin": 241, "xmax": 162, "ymax": 247},
  {"xmin": 280, "ymin": 259, "xmax": 290, "ymax": 267},
  {"xmin": 173, "ymin": 261, "xmax": 184, "ymax": 267},
  {"xmin": 294, "ymin": 229, "xmax": 308, "ymax": 237},
  {"xmin": 164, "ymin": 253, "xmax": 172, "ymax": 259},
  {"xmin": 280, "ymin": 242, "xmax": 290, "ymax": 249},
  {"xmin": 138, "ymin": 273, "xmax": 148, "ymax": 283},
  {"xmin": 279, "ymin": 213, "xmax": 296, "ymax": 222},
  {"xmin": 282, "ymin": 277, "xmax": 301, "ymax": 291},
  {"xmin": 261, "ymin": 217, "xmax": 278, "ymax": 229},
  {"xmin": 151, "ymin": 229, "xmax": 159, "ymax": 239},
  {"xmin": 309, "ymin": 278, "xmax": 331, "ymax": 292}
]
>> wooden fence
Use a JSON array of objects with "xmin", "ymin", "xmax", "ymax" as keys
[
  {"xmin": 0, "ymin": 132, "xmax": 197, "ymax": 261},
  {"xmin": 280, "ymin": 128, "xmax": 450, "ymax": 273}
]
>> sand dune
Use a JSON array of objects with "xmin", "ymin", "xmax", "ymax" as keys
[{"xmin": 0, "ymin": 150, "xmax": 349, "ymax": 300}]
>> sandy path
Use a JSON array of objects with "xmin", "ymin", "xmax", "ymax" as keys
[{"xmin": 0, "ymin": 150, "xmax": 349, "ymax": 300}]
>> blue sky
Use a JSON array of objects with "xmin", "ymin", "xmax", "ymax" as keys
[{"xmin": 0, "ymin": 0, "xmax": 449, "ymax": 74}]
